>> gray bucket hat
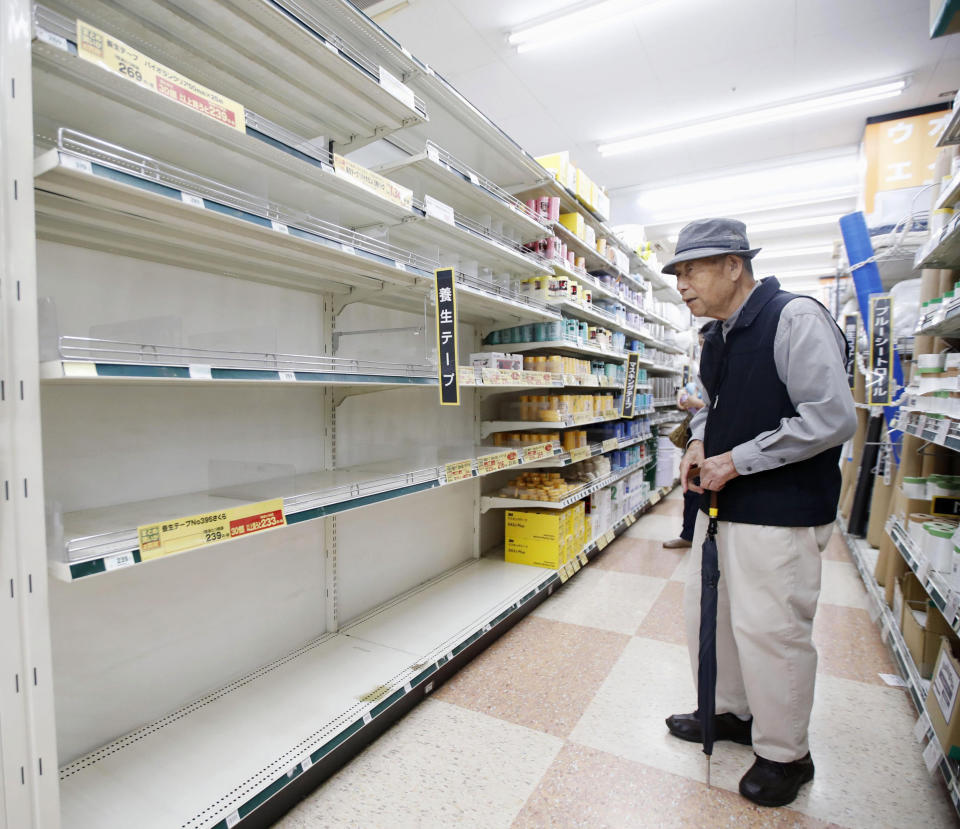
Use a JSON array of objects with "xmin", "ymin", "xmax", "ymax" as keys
[{"xmin": 662, "ymin": 218, "xmax": 761, "ymax": 275}]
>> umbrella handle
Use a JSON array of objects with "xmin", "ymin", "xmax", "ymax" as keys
[{"xmin": 708, "ymin": 491, "xmax": 718, "ymax": 534}]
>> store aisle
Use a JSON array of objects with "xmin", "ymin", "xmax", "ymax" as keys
[{"xmin": 274, "ymin": 490, "xmax": 955, "ymax": 829}]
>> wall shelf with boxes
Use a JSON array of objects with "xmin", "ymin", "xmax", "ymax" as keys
[
  {"xmin": 839, "ymin": 527, "xmax": 960, "ymax": 813},
  {"xmin": 3, "ymin": 0, "xmax": 693, "ymax": 827},
  {"xmin": 836, "ymin": 110, "xmax": 960, "ymax": 821}
]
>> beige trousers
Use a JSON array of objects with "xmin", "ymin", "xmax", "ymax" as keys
[{"xmin": 683, "ymin": 511, "xmax": 831, "ymax": 763}]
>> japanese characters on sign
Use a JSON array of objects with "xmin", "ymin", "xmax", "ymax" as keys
[
  {"xmin": 137, "ymin": 499, "xmax": 286, "ymax": 561},
  {"xmin": 333, "ymin": 153, "xmax": 413, "ymax": 210},
  {"xmin": 76, "ymin": 21, "xmax": 246, "ymax": 132},
  {"xmin": 868, "ymin": 294, "xmax": 894, "ymax": 406},
  {"xmin": 621, "ymin": 352, "xmax": 641, "ymax": 417},
  {"xmin": 435, "ymin": 268, "xmax": 460, "ymax": 406},
  {"xmin": 862, "ymin": 106, "xmax": 951, "ymax": 214},
  {"xmin": 843, "ymin": 313, "xmax": 859, "ymax": 391}
]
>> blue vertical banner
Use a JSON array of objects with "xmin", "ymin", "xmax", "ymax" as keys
[
  {"xmin": 434, "ymin": 267, "xmax": 460, "ymax": 406},
  {"xmin": 839, "ymin": 211, "xmax": 903, "ymax": 462}
]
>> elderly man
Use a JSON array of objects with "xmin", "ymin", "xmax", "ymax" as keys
[{"xmin": 662, "ymin": 218, "xmax": 856, "ymax": 807}]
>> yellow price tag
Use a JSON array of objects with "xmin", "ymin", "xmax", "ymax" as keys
[
  {"xmin": 596, "ymin": 535, "xmax": 609, "ymax": 551},
  {"xmin": 605, "ymin": 529, "xmax": 616, "ymax": 544},
  {"xmin": 523, "ymin": 442, "xmax": 554, "ymax": 463},
  {"xmin": 458, "ymin": 366, "xmax": 476, "ymax": 385},
  {"xmin": 137, "ymin": 499, "xmax": 285, "ymax": 561},
  {"xmin": 77, "ymin": 21, "xmax": 246, "ymax": 132},
  {"xmin": 333, "ymin": 153, "xmax": 413, "ymax": 210},
  {"xmin": 444, "ymin": 459, "xmax": 474, "ymax": 483},
  {"xmin": 579, "ymin": 552, "xmax": 589, "ymax": 566},
  {"xmin": 650, "ymin": 493, "xmax": 661, "ymax": 505},
  {"xmin": 601, "ymin": 438, "xmax": 618, "ymax": 453},
  {"xmin": 481, "ymin": 367, "xmax": 502, "ymax": 385},
  {"xmin": 478, "ymin": 449, "xmax": 519, "ymax": 475},
  {"xmin": 572, "ymin": 557, "xmax": 581, "ymax": 572},
  {"xmin": 569, "ymin": 446, "xmax": 592, "ymax": 463},
  {"xmin": 63, "ymin": 361, "xmax": 98, "ymax": 378},
  {"xmin": 558, "ymin": 567, "xmax": 569, "ymax": 583},
  {"xmin": 573, "ymin": 412, "xmax": 592, "ymax": 425}
]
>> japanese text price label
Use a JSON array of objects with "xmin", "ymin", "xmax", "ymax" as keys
[
  {"xmin": 569, "ymin": 446, "xmax": 592, "ymax": 464},
  {"xmin": 478, "ymin": 450, "xmax": 518, "ymax": 475},
  {"xmin": 523, "ymin": 443, "xmax": 554, "ymax": 463},
  {"xmin": 458, "ymin": 366, "xmax": 476, "ymax": 385},
  {"xmin": 137, "ymin": 499, "xmax": 285, "ymax": 561},
  {"xmin": 481, "ymin": 367, "xmax": 503, "ymax": 385},
  {"xmin": 334, "ymin": 153, "xmax": 413, "ymax": 210},
  {"xmin": 601, "ymin": 438, "xmax": 618, "ymax": 453},
  {"xmin": 444, "ymin": 459, "xmax": 474, "ymax": 483},
  {"xmin": 76, "ymin": 21, "xmax": 246, "ymax": 132}
]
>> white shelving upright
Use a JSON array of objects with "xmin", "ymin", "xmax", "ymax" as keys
[{"xmin": 2, "ymin": 2, "xmax": 689, "ymax": 827}]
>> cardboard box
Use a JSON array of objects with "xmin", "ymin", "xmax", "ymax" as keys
[
  {"xmin": 505, "ymin": 504, "xmax": 584, "ymax": 569},
  {"xmin": 576, "ymin": 168, "xmax": 594, "ymax": 209},
  {"xmin": 595, "ymin": 189, "xmax": 611, "ymax": 221},
  {"xmin": 927, "ymin": 636, "xmax": 960, "ymax": 761},
  {"xmin": 536, "ymin": 151, "xmax": 571, "ymax": 185},
  {"xmin": 903, "ymin": 597, "xmax": 954, "ymax": 678},
  {"xmin": 896, "ymin": 572, "xmax": 930, "ymax": 630},
  {"xmin": 559, "ymin": 212, "xmax": 585, "ymax": 240}
]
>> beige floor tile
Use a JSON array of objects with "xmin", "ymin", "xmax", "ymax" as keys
[
  {"xmin": 592, "ymin": 536, "xmax": 686, "ymax": 578},
  {"xmin": 513, "ymin": 742, "xmax": 845, "ymax": 829},
  {"xmin": 648, "ymin": 499, "xmax": 685, "ymax": 518},
  {"xmin": 273, "ymin": 699, "xmax": 562, "ymax": 829},
  {"xmin": 626, "ymin": 513, "xmax": 682, "ymax": 542},
  {"xmin": 435, "ymin": 615, "xmax": 629, "ymax": 739},
  {"xmin": 532, "ymin": 567, "xmax": 667, "ymax": 635},
  {"xmin": 637, "ymin": 580, "xmax": 688, "ymax": 646},
  {"xmin": 823, "ymin": 531, "xmax": 852, "ymax": 563},
  {"xmin": 819, "ymin": 560, "xmax": 869, "ymax": 610},
  {"xmin": 813, "ymin": 603, "xmax": 896, "ymax": 685},
  {"xmin": 571, "ymin": 637, "xmax": 955, "ymax": 829},
  {"xmin": 671, "ymin": 548, "xmax": 693, "ymax": 583}
]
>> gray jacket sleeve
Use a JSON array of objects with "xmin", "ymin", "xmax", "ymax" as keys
[{"xmin": 730, "ymin": 298, "xmax": 857, "ymax": 475}]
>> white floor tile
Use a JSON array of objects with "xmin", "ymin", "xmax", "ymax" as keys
[
  {"xmin": 819, "ymin": 559, "xmax": 869, "ymax": 610},
  {"xmin": 531, "ymin": 568, "xmax": 667, "ymax": 635},
  {"xmin": 273, "ymin": 699, "xmax": 562, "ymax": 829}
]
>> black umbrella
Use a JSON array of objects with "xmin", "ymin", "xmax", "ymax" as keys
[{"xmin": 698, "ymin": 490, "xmax": 720, "ymax": 787}]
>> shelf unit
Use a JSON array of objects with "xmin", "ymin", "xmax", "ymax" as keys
[
  {"xmin": 2, "ymin": 0, "xmax": 692, "ymax": 827},
  {"xmin": 839, "ymin": 525, "xmax": 960, "ymax": 813}
]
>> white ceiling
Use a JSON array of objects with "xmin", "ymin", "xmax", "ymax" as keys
[{"xmin": 373, "ymin": 0, "xmax": 960, "ymax": 289}]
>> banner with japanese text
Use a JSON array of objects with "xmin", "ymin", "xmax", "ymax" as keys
[
  {"xmin": 862, "ymin": 105, "xmax": 951, "ymax": 217},
  {"xmin": 434, "ymin": 268, "xmax": 460, "ymax": 405},
  {"xmin": 868, "ymin": 295, "xmax": 893, "ymax": 406}
]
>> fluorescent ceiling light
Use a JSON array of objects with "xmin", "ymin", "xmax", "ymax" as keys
[
  {"xmin": 756, "ymin": 244, "xmax": 835, "ymax": 259},
  {"xmin": 666, "ymin": 215, "xmax": 843, "ymax": 242},
  {"xmin": 599, "ymin": 79, "xmax": 907, "ymax": 156},
  {"xmin": 748, "ymin": 215, "xmax": 843, "ymax": 235},
  {"xmin": 508, "ymin": 0, "xmax": 657, "ymax": 54}
]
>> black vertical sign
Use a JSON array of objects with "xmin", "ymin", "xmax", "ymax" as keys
[
  {"xmin": 434, "ymin": 267, "xmax": 460, "ymax": 406},
  {"xmin": 621, "ymin": 352, "xmax": 640, "ymax": 417},
  {"xmin": 682, "ymin": 364, "xmax": 690, "ymax": 386},
  {"xmin": 843, "ymin": 313, "xmax": 858, "ymax": 391},
  {"xmin": 868, "ymin": 294, "xmax": 893, "ymax": 406}
]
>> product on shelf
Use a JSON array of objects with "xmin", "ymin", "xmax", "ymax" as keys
[
  {"xmin": 926, "ymin": 637, "xmax": 960, "ymax": 761},
  {"xmin": 498, "ymin": 393, "xmax": 617, "ymax": 423},
  {"xmin": 492, "ymin": 431, "xmax": 565, "ymax": 448},
  {"xmin": 504, "ymin": 501, "xmax": 586, "ymax": 569},
  {"xmin": 471, "ymin": 352, "xmax": 524, "ymax": 371}
]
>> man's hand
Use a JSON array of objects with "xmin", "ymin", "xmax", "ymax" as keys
[
  {"xmin": 681, "ymin": 440, "xmax": 705, "ymax": 494},
  {"xmin": 699, "ymin": 451, "xmax": 739, "ymax": 491}
]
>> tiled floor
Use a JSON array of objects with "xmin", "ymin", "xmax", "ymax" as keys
[{"xmin": 274, "ymin": 490, "xmax": 956, "ymax": 828}]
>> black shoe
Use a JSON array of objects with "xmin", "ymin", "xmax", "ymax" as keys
[
  {"xmin": 665, "ymin": 711, "xmax": 753, "ymax": 745},
  {"xmin": 739, "ymin": 753, "xmax": 815, "ymax": 807}
]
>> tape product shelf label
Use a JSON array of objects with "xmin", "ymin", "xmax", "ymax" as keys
[
  {"xmin": 579, "ymin": 552, "xmax": 589, "ymax": 566},
  {"xmin": 76, "ymin": 20, "xmax": 246, "ymax": 132},
  {"xmin": 189, "ymin": 364, "xmax": 213, "ymax": 380},
  {"xmin": 137, "ymin": 498, "xmax": 286, "ymax": 561},
  {"xmin": 180, "ymin": 192, "xmax": 204, "ymax": 208},
  {"xmin": 569, "ymin": 446, "xmax": 591, "ymax": 464},
  {"xmin": 923, "ymin": 738, "xmax": 943, "ymax": 775},
  {"xmin": 271, "ymin": 221, "xmax": 289, "ymax": 234},
  {"xmin": 103, "ymin": 552, "xmax": 135, "ymax": 571},
  {"xmin": 604, "ymin": 529, "xmax": 616, "ymax": 544},
  {"xmin": 558, "ymin": 567, "xmax": 569, "ymax": 583},
  {"xmin": 478, "ymin": 450, "xmax": 518, "ymax": 475},
  {"xmin": 334, "ymin": 153, "xmax": 413, "ymax": 210},
  {"xmin": 424, "ymin": 194, "xmax": 455, "ymax": 226},
  {"xmin": 596, "ymin": 535, "xmax": 609, "ymax": 552},
  {"xmin": 444, "ymin": 459, "xmax": 474, "ymax": 484},
  {"xmin": 63, "ymin": 361, "xmax": 97, "ymax": 378},
  {"xmin": 914, "ymin": 711, "xmax": 933, "ymax": 742},
  {"xmin": 523, "ymin": 443, "xmax": 554, "ymax": 463},
  {"xmin": 378, "ymin": 65, "xmax": 416, "ymax": 110},
  {"xmin": 278, "ymin": 371, "xmax": 296, "ymax": 382},
  {"xmin": 60, "ymin": 154, "xmax": 93, "ymax": 175},
  {"xmin": 602, "ymin": 438, "xmax": 618, "ymax": 453}
]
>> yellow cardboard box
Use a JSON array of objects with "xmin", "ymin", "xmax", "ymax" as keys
[
  {"xmin": 536, "ymin": 151, "xmax": 576, "ymax": 190},
  {"xmin": 505, "ymin": 505, "xmax": 584, "ymax": 569},
  {"xmin": 559, "ymin": 212, "xmax": 585, "ymax": 240}
]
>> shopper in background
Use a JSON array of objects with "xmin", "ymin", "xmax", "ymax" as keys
[
  {"xmin": 662, "ymin": 218, "xmax": 856, "ymax": 808},
  {"xmin": 663, "ymin": 333, "xmax": 708, "ymax": 549}
]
